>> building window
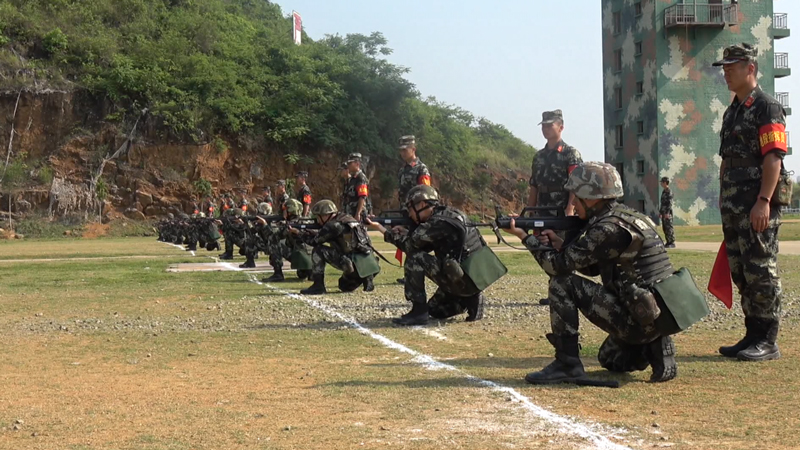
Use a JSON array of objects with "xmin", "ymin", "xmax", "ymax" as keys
[
  {"xmin": 613, "ymin": 11, "xmax": 621, "ymax": 34},
  {"xmin": 615, "ymin": 163, "xmax": 625, "ymax": 188},
  {"xmin": 615, "ymin": 125, "xmax": 624, "ymax": 148},
  {"xmin": 637, "ymin": 121, "xmax": 644, "ymax": 135},
  {"xmin": 614, "ymin": 87, "xmax": 623, "ymax": 110},
  {"xmin": 637, "ymin": 199, "xmax": 646, "ymax": 213},
  {"xmin": 635, "ymin": 41, "xmax": 642, "ymax": 56},
  {"xmin": 636, "ymin": 81, "xmax": 644, "ymax": 95},
  {"xmin": 613, "ymin": 49, "xmax": 622, "ymax": 72},
  {"xmin": 634, "ymin": 2, "xmax": 643, "ymax": 17},
  {"xmin": 637, "ymin": 160, "xmax": 645, "ymax": 174}
]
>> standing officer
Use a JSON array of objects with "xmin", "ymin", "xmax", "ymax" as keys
[
  {"xmin": 659, "ymin": 177, "xmax": 676, "ymax": 248},
  {"xmin": 529, "ymin": 109, "xmax": 583, "ymax": 305},
  {"xmin": 261, "ymin": 186, "xmax": 274, "ymax": 210},
  {"xmin": 295, "ymin": 171, "xmax": 313, "ymax": 217},
  {"xmin": 344, "ymin": 153, "xmax": 370, "ymax": 222},
  {"xmin": 714, "ymin": 43, "xmax": 789, "ymax": 362},
  {"xmin": 395, "ymin": 134, "xmax": 432, "ymax": 285},
  {"xmin": 274, "ymin": 180, "xmax": 290, "ymax": 215}
]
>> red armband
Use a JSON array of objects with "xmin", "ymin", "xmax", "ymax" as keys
[
  {"xmin": 759, "ymin": 124, "xmax": 788, "ymax": 155},
  {"xmin": 357, "ymin": 184, "xmax": 369, "ymax": 197},
  {"xmin": 418, "ymin": 175, "xmax": 431, "ymax": 186},
  {"xmin": 303, "ymin": 194, "xmax": 312, "ymax": 204}
]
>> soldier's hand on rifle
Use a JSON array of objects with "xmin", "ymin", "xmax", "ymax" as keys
[
  {"xmin": 256, "ymin": 217, "xmax": 267, "ymax": 226},
  {"xmin": 287, "ymin": 226, "xmax": 300, "ymax": 235},
  {"xmin": 505, "ymin": 216, "xmax": 528, "ymax": 241},
  {"xmin": 538, "ymin": 230, "xmax": 564, "ymax": 250},
  {"xmin": 363, "ymin": 216, "xmax": 386, "ymax": 233}
]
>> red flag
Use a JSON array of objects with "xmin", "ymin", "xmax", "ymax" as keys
[
  {"xmin": 395, "ymin": 249, "xmax": 403, "ymax": 264},
  {"xmin": 708, "ymin": 241, "xmax": 733, "ymax": 309}
]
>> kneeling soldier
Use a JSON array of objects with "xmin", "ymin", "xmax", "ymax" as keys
[
  {"xmin": 298, "ymin": 200, "xmax": 379, "ymax": 295},
  {"xmin": 262, "ymin": 199, "xmax": 312, "ymax": 282},
  {"xmin": 505, "ymin": 162, "xmax": 708, "ymax": 384},
  {"xmin": 367, "ymin": 185, "xmax": 507, "ymax": 326}
]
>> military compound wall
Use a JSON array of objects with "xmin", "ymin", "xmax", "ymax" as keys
[{"xmin": 602, "ymin": 0, "xmax": 787, "ymax": 225}]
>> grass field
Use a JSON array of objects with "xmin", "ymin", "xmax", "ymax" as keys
[{"xmin": 1, "ymin": 236, "xmax": 799, "ymax": 449}]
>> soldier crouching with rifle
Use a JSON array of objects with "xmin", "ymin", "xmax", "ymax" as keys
[
  {"xmin": 366, "ymin": 185, "xmax": 507, "ymax": 326},
  {"xmin": 503, "ymin": 162, "xmax": 708, "ymax": 386}
]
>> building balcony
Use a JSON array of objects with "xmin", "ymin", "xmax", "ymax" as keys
[
  {"xmin": 774, "ymin": 13, "xmax": 790, "ymax": 39},
  {"xmin": 776, "ymin": 92, "xmax": 792, "ymax": 116},
  {"xmin": 664, "ymin": 3, "xmax": 739, "ymax": 29},
  {"xmin": 775, "ymin": 53, "xmax": 791, "ymax": 78}
]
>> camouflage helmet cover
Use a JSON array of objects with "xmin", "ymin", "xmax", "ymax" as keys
[
  {"xmin": 284, "ymin": 198, "xmax": 303, "ymax": 216},
  {"xmin": 257, "ymin": 202, "xmax": 273, "ymax": 215},
  {"xmin": 405, "ymin": 185, "xmax": 440, "ymax": 206},
  {"xmin": 563, "ymin": 162, "xmax": 623, "ymax": 200},
  {"xmin": 311, "ymin": 199, "xmax": 338, "ymax": 216}
]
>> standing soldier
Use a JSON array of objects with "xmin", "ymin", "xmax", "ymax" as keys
[
  {"xmin": 529, "ymin": 109, "xmax": 583, "ymax": 305},
  {"xmin": 205, "ymin": 195, "xmax": 217, "ymax": 218},
  {"xmin": 344, "ymin": 153, "xmax": 370, "ymax": 222},
  {"xmin": 395, "ymin": 134, "xmax": 432, "ymax": 285},
  {"xmin": 275, "ymin": 180, "xmax": 290, "ymax": 215},
  {"xmin": 714, "ymin": 43, "xmax": 789, "ymax": 362},
  {"xmin": 261, "ymin": 186, "xmax": 274, "ymax": 210},
  {"xmin": 296, "ymin": 171, "xmax": 313, "ymax": 217},
  {"xmin": 659, "ymin": 177, "xmax": 676, "ymax": 248}
]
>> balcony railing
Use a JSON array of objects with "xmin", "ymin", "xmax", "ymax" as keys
[
  {"xmin": 776, "ymin": 92, "xmax": 790, "ymax": 108},
  {"xmin": 664, "ymin": 3, "xmax": 739, "ymax": 28},
  {"xmin": 776, "ymin": 53, "xmax": 790, "ymax": 69},
  {"xmin": 775, "ymin": 13, "xmax": 789, "ymax": 30}
]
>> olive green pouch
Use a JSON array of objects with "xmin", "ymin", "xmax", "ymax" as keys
[
  {"xmin": 773, "ymin": 172, "xmax": 793, "ymax": 206},
  {"xmin": 653, "ymin": 267, "xmax": 710, "ymax": 335},
  {"xmin": 290, "ymin": 248, "xmax": 312, "ymax": 270},
  {"xmin": 353, "ymin": 253, "xmax": 380, "ymax": 278},
  {"xmin": 460, "ymin": 246, "xmax": 508, "ymax": 291}
]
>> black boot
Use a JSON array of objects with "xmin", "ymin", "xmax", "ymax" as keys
[
  {"xmin": 363, "ymin": 276, "xmax": 375, "ymax": 292},
  {"xmin": 300, "ymin": 275, "xmax": 327, "ymax": 295},
  {"xmin": 396, "ymin": 278, "xmax": 405, "ymax": 285},
  {"xmin": 392, "ymin": 302, "xmax": 429, "ymax": 326},
  {"xmin": 296, "ymin": 269, "xmax": 311, "ymax": 281},
  {"xmin": 218, "ymin": 251, "xmax": 233, "ymax": 260},
  {"xmin": 538, "ymin": 297, "xmax": 550, "ymax": 306},
  {"xmin": 239, "ymin": 255, "xmax": 256, "ymax": 269},
  {"xmin": 465, "ymin": 293, "xmax": 485, "ymax": 322},
  {"xmin": 738, "ymin": 319, "xmax": 781, "ymax": 362},
  {"xmin": 719, "ymin": 317, "xmax": 759, "ymax": 357},
  {"xmin": 646, "ymin": 335, "xmax": 677, "ymax": 382},
  {"xmin": 263, "ymin": 266, "xmax": 285, "ymax": 282},
  {"xmin": 525, "ymin": 334, "xmax": 586, "ymax": 384}
]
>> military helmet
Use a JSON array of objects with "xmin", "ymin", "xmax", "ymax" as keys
[
  {"xmin": 311, "ymin": 199, "xmax": 338, "ymax": 216},
  {"xmin": 563, "ymin": 162, "xmax": 623, "ymax": 200},
  {"xmin": 167, "ymin": 213, "xmax": 175, "ymax": 219},
  {"xmin": 257, "ymin": 202, "xmax": 273, "ymax": 215},
  {"xmin": 231, "ymin": 208, "xmax": 244, "ymax": 217},
  {"xmin": 405, "ymin": 185, "xmax": 440, "ymax": 206},
  {"xmin": 284, "ymin": 199, "xmax": 303, "ymax": 217}
]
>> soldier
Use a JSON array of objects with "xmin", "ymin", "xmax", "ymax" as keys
[
  {"xmin": 504, "ymin": 162, "xmax": 699, "ymax": 385},
  {"xmin": 261, "ymin": 199, "xmax": 312, "ymax": 282},
  {"xmin": 261, "ymin": 186, "xmax": 274, "ymax": 209},
  {"xmin": 274, "ymin": 180, "xmax": 290, "ymax": 215},
  {"xmin": 217, "ymin": 207, "xmax": 245, "ymax": 260},
  {"xmin": 343, "ymin": 153, "xmax": 370, "ymax": 222},
  {"xmin": 367, "ymin": 185, "xmax": 506, "ymax": 325},
  {"xmin": 295, "ymin": 171, "xmax": 313, "ymax": 217},
  {"xmin": 204, "ymin": 195, "xmax": 217, "ymax": 218},
  {"xmin": 395, "ymin": 134, "xmax": 433, "ymax": 285},
  {"xmin": 713, "ymin": 43, "xmax": 789, "ymax": 362},
  {"xmin": 529, "ymin": 109, "xmax": 584, "ymax": 305},
  {"xmin": 659, "ymin": 177, "xmax": 676, "ymax": 248},
  {"xmin": 257, "ymin": 200, "xmax": 273, "ymax": 216},
  {"xmin": 297, "ymin": 200, "xmax": 379, "ymax": 295}
]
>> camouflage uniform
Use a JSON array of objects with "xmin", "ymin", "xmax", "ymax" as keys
[
  {"xmin": 275, "ymin": 192, "xmax": 290, "ymax": 216},
  {"xmin": 397, "ymin": 135, "xmax": 432, "ymax": 205},
  {"xmin": 714, "ymin": 44, "xmax": 788, "ymax": 360},
  {"xmin": 296, "ymin": 184, "xmax": 312, "ymax": 215},
  {"xmin": 530, "ymin": 110, "xmax": 583, "ymax": 214},
  {"xmin": 306, "ymin": 212, "xmax": 376, "ymax": 292},
  {"xmin": 345, "ymin": 170, "xmax": 370, "ymax": 221},
  {"xmin": 659, "ymin": 184, "xmax": 675, "ymax": 246},
  {"xmin": 384, "ymin": 205, "xmax": 485, "ymax": 320}
]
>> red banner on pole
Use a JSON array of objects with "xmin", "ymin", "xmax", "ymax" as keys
[
  {"xmin": 708, "ymin": 241, "xmax": 733, "ymax": 309},
  {"xmin": 292, "ymin": 11, "xmax": 302, "ymax": 45}
]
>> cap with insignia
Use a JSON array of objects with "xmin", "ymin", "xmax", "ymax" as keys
[
  {"xmin": 712, "ymin": 43, "xmax": 758, "ymax": 66},
  {"xmin": 296, "ymin": 171, "xmax": 309, "ymax": 178},
  {"xmin": 339, "ymin": 162, "xmax": 348, "ymax": 169},
  {"xmin": 398, "ymin": 135, "xmax": 416, "ymax": 149},
  {"xmin": 276, "ymin": 179, "xmax": 286, "ymax": 187},
  {"xmin": 346, "ymin": 152, "xmax": 362, "ymax": 163},
  {"xmin": 262, "ymin": 186, "xmax": 271, "ymax": 191},
  {"xmin": 538, "ymin": 109, "xmax": 563, "ymax": 125}
]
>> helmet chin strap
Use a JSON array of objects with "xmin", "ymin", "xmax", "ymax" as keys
[{"xmin": 409, "ymin": 201, "xmax": 436, "ymax": 222}]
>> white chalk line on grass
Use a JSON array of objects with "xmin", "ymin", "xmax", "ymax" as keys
[{"xmin": 248, "ymin": 274, "xmax": 632, "ymax": 450}]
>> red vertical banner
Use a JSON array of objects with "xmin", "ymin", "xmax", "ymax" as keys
[{"xmin": 292, "ymin": 11, "xmax": 302, "ymax": 45}]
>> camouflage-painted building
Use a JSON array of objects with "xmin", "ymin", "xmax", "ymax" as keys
[{"xmin": 602, "ymin": 0, "xmax": 791, "ymax": 225}]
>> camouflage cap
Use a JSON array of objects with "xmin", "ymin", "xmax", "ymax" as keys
[
  {"xmin": 660, "ymin": 177, "xmax": 669, "ymax": 183},
  {"xmin": 262, "ymin": 186, "xmax": 271, "ymax": 191},
  {"xmin": 339, "ymin": 162, "xmax": 348, "ymax": 170},
  {"xmin": 538, "ymin": 109, "xmax": 563, "ymax": 125},
  {"xmin": 296, "ymin": 170, "xmax": 308, "ymax": 178},
  {"xmin": 346, "ymin": 152, "xmax": 362, "ymax": 163},
  {"xmin": 398, "ymin": 135, "xmax": 416, "ymax": 149},
  {"xmin": 712, "ymin": 43, "xmax": 758, "ymax": 66},
  {"xmin": 275, "ymin": 179, "xmax": 286, "ymax": 187},
  {"xmin": 563, "ymin": 162, "xmax": 623, "ymax": 200}
]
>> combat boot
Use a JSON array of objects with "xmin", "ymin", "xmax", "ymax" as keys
[
  {"xmin": 738, "ymin": 319, "xmax": 781, "ymax": 362},
  {"xmin": 296, "ymin": 269, "xmax": 311, "ymax": 281},
  {"xmin": 392, "ymin": 302, "xmax": 429, "ymax": 326},
  {"xmin": 263, "ymin": 266, "xmax": 285, "ymax": 282},
  {"xmin": 538, "ymin": 297, "xmax": 550, "ymax": 306},
  {"xmin": 300, "ymin": 275, "xmax": 327, "ymax": 295},
  {"xmin": 525, "ymin": 334, "xmax": 585, "ymax": 384},
  {"xmin": 646, "ymin": 335, "xmax": 677, "ymax": 382},
  {"xmin": 465, "ymin": 293, "xmax": 485, "ymax": 322},
  {"xmin": 363, "ymin": 275, "xmax": 375, "ymax": 292},
  {"xmin": 218, "ymin": 252, "xmax": 233, "ymax": 260},
  {"xmin": 719, "ymin": 317, "xmax": 759, "ymax": 357},
  {"xmin": 239, "ymin": 256, "xmax": 256, "ymax": 269}
]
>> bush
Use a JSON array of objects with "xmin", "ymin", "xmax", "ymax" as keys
[
  {"xmin": 42, "ymin": 28, "xmax": 68, "ymax": 55},
  {"xmin": 193, "ymin": 178, "xmax": 212, "ymax": 198},
  {"xmin": 38, "ymin": 166, "xmax": 54, "ymax": 185},
  {"xmin": 14, "ymin": 214, "xmax": 82, "ymax": 239}
]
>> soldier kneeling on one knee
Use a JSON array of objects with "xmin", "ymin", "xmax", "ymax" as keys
[
  {"xmin": 366, "ymin": 185, "xmax": 507, "ymax": 326},
  {"xmin": 296, "ymin": 200, "xmax": 379, "ymax": 295},
  {"xmin": 503, "ymin": 162, "xmax": 708, "ymax": 385}
]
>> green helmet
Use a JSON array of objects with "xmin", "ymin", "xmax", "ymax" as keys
[
  {"xmin": 284, "ymin": 198, "xmax": 303, "ymax": 217},
  {"xmin": 405, "ymin": 185, "xmax": 439, "ymax": 207},
  {"xmin": 311, "ymin": 199, "xmax": 338, "ymax": 216},
  {"xmin": 231, "ymin": 208, "xmax": 244, "ymax": 217},
  {"xmin": 257, "ymin": 202, "xmax": 273, "ymax": 215},
  {"xmin": 563, "ymin": 162, "xmax": 623, "ymax": 200}
]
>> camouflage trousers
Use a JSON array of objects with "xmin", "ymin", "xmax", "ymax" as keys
[
  {"xmin": 662, "ymin": 216, "xmax": 675, "ymax": 245},
  {"xmin": 721, "ymin": 210, "xmax": 782, "ymax": 321},
  {"xmin": 549, "ymin": 273, "xmax": 661, "ymax": 345},
  {"xmin": 405, "ymin": 251, "xmax": 481, "ymax": 319},
  {"xmin": 311, "ymin": 245, "xmax": 368, "ymax": 292},
  {"xmin": 268, "ymin": 239, "xmax": 291, "ymax": 267}
]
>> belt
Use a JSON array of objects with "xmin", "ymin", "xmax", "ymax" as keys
[
  {"xmin": 537, "ymin": 185, "xmax": 564, "ymax": 194},
  {"xmin": 722, "ymin": 157, "xmax": 759, "ymax": 169}
]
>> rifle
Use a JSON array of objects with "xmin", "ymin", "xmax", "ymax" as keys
[
  {"xmin": 287, "ymin": 218, "xmax": 321, "ymax": 231},
  {"xmin": 489, "ymin": 206, "xmax": 587, "ymax": 251},
  {"xmin": 241, "ymin": 214, "xmax": 284, "ymax": 224},
  {"xmin": 368, "ymin": 210, "xmax": 415, "ymax": 228}
]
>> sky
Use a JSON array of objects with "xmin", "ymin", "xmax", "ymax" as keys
[{"xmin": 275, "ymin": 0, "xmax": 799, "ymax": 174}]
